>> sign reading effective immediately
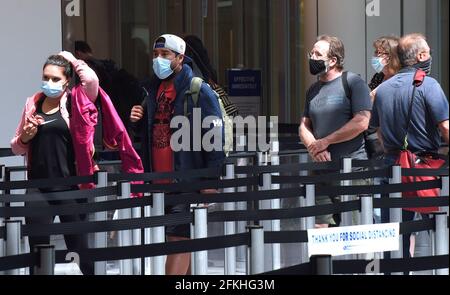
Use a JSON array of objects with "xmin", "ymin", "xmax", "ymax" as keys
[
  {"xmin": 227, "ymin": 69, "xmax": 261, "ymax": 97},
  {"xmin": 307, "ymin": 223, "xmax": 399, "ymax": 257}
]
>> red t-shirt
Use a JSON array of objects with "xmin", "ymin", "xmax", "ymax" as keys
[{"xmin": 152, "ymin": 81, "xmax": 176, "ymax": 184}]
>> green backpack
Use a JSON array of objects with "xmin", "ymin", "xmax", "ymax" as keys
[{"xmin": 184, "ymin": 77, "xmax": 234, "ymax": 156}]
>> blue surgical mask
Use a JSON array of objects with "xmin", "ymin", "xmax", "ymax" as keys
[
  {"xmin": 41, "ymin": 81, "xmax": 65, "ymax": 98},
  {"xmin": 153, "ymin": 57, "xmax": 174, "ymax": 80},
  {"xmin": 371, "ymin": 57, "xmax": 385, "ymax": 73}
]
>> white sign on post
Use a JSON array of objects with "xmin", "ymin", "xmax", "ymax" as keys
[{"xmin": 307, "ymin": 223, "xmax": 399, "ymax": 257}]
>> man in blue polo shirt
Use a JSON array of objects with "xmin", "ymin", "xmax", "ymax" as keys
[{"xmin": 371, "ymin": 33, "xmax": 449, "ymax": 259}]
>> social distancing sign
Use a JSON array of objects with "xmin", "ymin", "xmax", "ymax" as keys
[{"xmin": 307, "ymin": 223, "xmax": 400, "ymax": 257}]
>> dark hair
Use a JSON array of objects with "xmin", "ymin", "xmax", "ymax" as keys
[
  {"xmin": 317, "ymin": 35, "xmax": 345, "ymax": 71},
  {"xmin": 74, "ymin": 40, "xmax": 92, "ymax": 54},
  {"xmin": 184, "ymin": 35, "xmax": 218, "ymax": 83},
  {"xmin": 43, "ymin": 55, "xmax": 73, "ymax": 79}
]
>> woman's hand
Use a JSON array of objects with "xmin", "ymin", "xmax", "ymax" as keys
[
  {"xmin": 20, "ymin": 115, "xmax": 44, "ymax": 144},
  {"xmin": 58, "ymin": 51, "xmax": 77, "ymax": 63}
]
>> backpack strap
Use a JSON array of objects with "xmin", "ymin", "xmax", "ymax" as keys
[
  {"xmin": 184, "ymin": 77, "xmax": 203, "ymax": 116},
  {"xmin": 341, "ymin": 71, "xmax": 352, "ymax": 100},
  {"xmin": 403, "ymin": 69, "xmax": 426, "ymax": 150}
]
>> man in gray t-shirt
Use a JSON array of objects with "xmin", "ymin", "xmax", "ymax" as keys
[
  {"xmin": 304, "ymin": 72, "xmax": 372, "ymax": 160},
  {"xmin": 300, "ymin": 35, "xmax": 372, "ymax": 162},
  {"xmin": 299, "ymin": 35, "xmax": 372, "ymax": 227}
]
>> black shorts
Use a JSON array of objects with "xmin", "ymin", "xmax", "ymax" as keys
[{"xmin": 165, "ymin": 203, "xmax": 191, "ymax": 238}]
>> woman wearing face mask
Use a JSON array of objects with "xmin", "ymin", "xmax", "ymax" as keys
[
  {"xmin": 11, "ymin": 51, "xmax": 99, "ymax": 275},
  {"xmin": 362, "ymin": 36, "xmax": 402, "ymax": 161},
  {"xmin": 369, "ymin": 36, "xmax": 401, "ymax": 98}
]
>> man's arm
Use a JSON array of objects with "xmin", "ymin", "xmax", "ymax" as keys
[
  {"xmin": 299, "ymin": 117, "xmax": 316, "ymax": 148},
  {"xmin": 299, "ymin": 117, "xmax": 331, "ymax": 162},
  {"xmin": 308, "ymin": 111, "xmax": 371, "ymax": 157},
  {"xmin": 438, "ymin": 120, "xmax": 449, "ymax": 145}
]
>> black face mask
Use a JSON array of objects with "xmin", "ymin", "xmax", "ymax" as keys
[
  {"xmin": 309, "ymin": 58, "xmax": 327, "ymax": 75},
  {"xmin": 414, "ymin": 57, "xmax": 432, "ymax": 75}
]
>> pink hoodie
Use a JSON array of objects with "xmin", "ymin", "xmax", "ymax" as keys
[
  {"xmin": 11, "ymin": 58, "xmax": 143, "ymax": 190},
  {"xmin": 71, "ymin": 86, "xmax": 144, "ymax": 190},
  {"xmin": 11, "ymin": 59, "xmax": 98, "ymax": 157}
]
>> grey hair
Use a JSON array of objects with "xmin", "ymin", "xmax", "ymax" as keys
[{"xmin": 398, "ymin": 33, "xmax": 429, "ymax": 67}]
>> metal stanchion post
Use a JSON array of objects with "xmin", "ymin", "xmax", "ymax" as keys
[
  {"xmin": 341, "ymin": 158, "xmax": 353, "ymax": 227},
  {"xmin": 247, "ymin": 225, "xmax": 264, "ymax": 274},
  {"xmin": 193, "ymin": 206, "xmax": 208, "ymax": 275},
  {"xmin": 389, "ymin": 165, "xmax": 403, "ymax": 274},
  {"xmin": 223, "ymin": 163, "xmax": 236, "ymax": 275},
  {"xmin": 270, "ymin": 141, "xmax": 281, "ymax": 271},
  {"xmin": 4, "ymin": 220, "xmax": 22, "ymax": 275},
  {"xmin": 151, "ymin": 192, "xmax": 165, "ymax": 275},
  {"xmin": 94, "ymin": 171, "xmax": 108, "ymax": 275},
  {"xmin": 259, "ymin": 172, "xmax": 273, "ymax": 271},
  {"xmin": 361, "ymin": 195, "xmax": 374, "ymax": 225},
  {"xmin": 33, "ymin": 245, "xmax": 55, "ymax": 275},
  {"xmin": 360, "ymin": 195, "xmax": 374, "ymax": 261},
  {"xmin": 440, "ymin": 176, "xmax": 449, "ymax": 214},
  {"xmin": 310, "ymin": 255, "xmax": 333, "ymax": 275},
  {"xmin": 132, "ymin": 206, "xmax": 141, "ymax": 275},
  {"xmin": 144, "ymin": 204, "xmax": 152, "ymax": 275},
  {"xmin": 4, "ymin": 167, "xmax": 11, "ymax": 222},
  {"xmin": 299, "ymin": 152, "xmax": 309, "ymax": 264},
  {"xmin": 118, "ymin": 182, "xmax": 133, "ymax": 275},
  {"xmin": 190, "ymin": 222, "xmax": 195, "ymax": 275},
  {"xmin": 433, "ymin": 213, "xmax": 449, "ymax": 275},
  {"xmin": 301, "ymin": 184, "xmax": 316, "ymax": 264},
  {"xmin": 4, "ymin": 220, "xmax": 20, "ymax": 275},
  {"xmin": 305, "ymin": 184, "xmax": 316, "ymax": 230},
  {"xmin": 236, "ymin": 153, "xmax": 248, "ymax": 270}
]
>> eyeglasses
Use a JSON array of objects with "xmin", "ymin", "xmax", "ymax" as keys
[{"xmin": 375, "ymin": 51, "xmax": 389, "ymax": 57}]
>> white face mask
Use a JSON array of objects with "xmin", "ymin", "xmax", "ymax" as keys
[
  {"xmin": 152, "ymin": 57, "xmax": 174, "ymax": 80},
  {"xmin": 41, "ymin": 80, "xmax": 67, "ymax": 98}
]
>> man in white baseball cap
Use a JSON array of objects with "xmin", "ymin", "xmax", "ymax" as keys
[
  {"xmin": 130, "ymin": 34, "xmax": 225, "ymax": 275},
  {"xmin": 152, "ymin": 34, "xmax": 192, "ymax": 80}
]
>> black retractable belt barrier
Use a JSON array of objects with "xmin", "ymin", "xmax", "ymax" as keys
[
  {"xmin": 0, "ymin": 148, "xmax": 14, "ymax": 158},
  {"xmin": 131, "ymin": 176, "xmax": 259, "ymax": 194},
  {"xmin": 0, "ymin": 175, "xmax": 95, "ymax": 191},
  {"xmin": 373, "ymin": 196, "xmax": 449, "ymax": 210},
  {"xmin": 0, "ymin": 186, "xmax": 117, "ymax": 203},
  {"xmin": 234, "ymin": 161, "xmax": 341, "ymax": 175},
  {"xmin": 333, "ymin": 255, "xmax": 449, "ymax": 274},
  {"xmin": 0, "ymin": 253, "xmax": 37, "ymax": 272},
  {"xmin": 400, "ymin": 218, "xmax": 435, "ymax": 235},
  {"xmin": 21, "ymin": 212, "xmax": 193, "ymax": 237},
  {"xmin": 0, "ymin": 195, "xmax": 153, "ymax": 218},
  {"xmin": 264, "ymin": 230, "xmax": 308, "ymax": 244},
  {"xmin": 109, "ymin": 166, "xmax": 222, "ymax": 182},
  {"xmin": 208, "ymin": 200, "xmax": 361, "ymax": 222},
  {"xmin": 316, "ymin": 179, "xmax": 442, "ymax": 196},
  {"xmin": 273, "ymin": 167, "xmax": 391, "ymax": 185},
  {"xmin": 403, "ymin": 168, "xmax": 449, "ymax": 177},
  {"xmin": 261, "ymin": 255, "xmax": 449, "ymax": 275},
  {"xmin": 55, "ymin": 233, "xmax": 250, "ymax": 263}
]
